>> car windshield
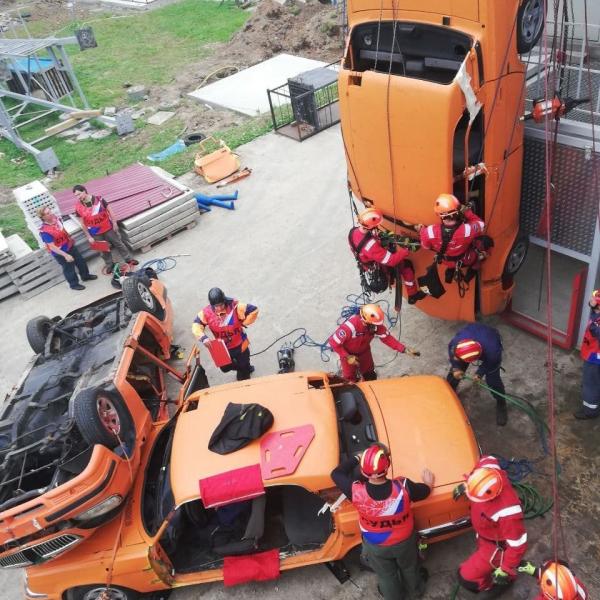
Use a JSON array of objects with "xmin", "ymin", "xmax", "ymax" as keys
[{"xmin": 345, "ymin": 21, "xmax": 472, "ymax": 84}]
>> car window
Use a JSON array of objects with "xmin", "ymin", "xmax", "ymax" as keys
[
  {"xmin": 345, "ymin": 22, "xmax": 472, "ymax": 85},
  {"xmin": 142, "ymin": 422, "xmax": 175, "ymax": 536}
]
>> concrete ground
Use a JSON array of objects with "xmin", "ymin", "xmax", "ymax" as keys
[{"xmin": 0, "ymin": 126, "xmax": 598, "ymax": 599}]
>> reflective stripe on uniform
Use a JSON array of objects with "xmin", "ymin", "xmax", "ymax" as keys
[
  {"xmin": 346, "ymin": 320, "xmax": 357, "ymax": 337},
  {"xmin": 583, "ymin": 401, "xmax": 599, "ymax": 409},
  {"xmin": 332, "ymin": 334, "xmax": 342, "ymax": 345},
  {"xmin": 381, "ymin": 251, "xmax": 392, "ymax": 265},
  {"xmin": 464, "ymin": 224, "xmax": 471, "ymax": 236},
  {"xmin": 426, "ymin": 225, "xmax": 435, "ymax": 238},
  {"xmin": 505, "ymin": 533, "xmax": 527, "ymax": 547},
  {"xmin": 489, "ymin": 505, "xmax": 522, "ymax": 522},
  {"xmin": 364, "ymin": 239, "xmax": 376, "ymax": 251}
]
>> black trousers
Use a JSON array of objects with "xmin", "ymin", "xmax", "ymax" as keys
[
  {"xmin": 53, "ymin": 245, "xmax": 90, "ymax": 288},
  {"xmin": 446, "ymin": 365, "xmax": 506, "ymax": 406},
  {"xmin": 220, "ymin": 345, "xmax": 252, "ymax": 380}
]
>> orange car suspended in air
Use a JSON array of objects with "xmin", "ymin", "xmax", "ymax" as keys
[{"xmin": 339, "ymin": 0, "xmax": 544, "ymax": 321}]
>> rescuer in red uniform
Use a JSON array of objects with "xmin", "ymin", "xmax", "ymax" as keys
[
  {"xmin": 192, "ymin": 287, "xmax": 259, "ymax": 381},
  {"xmin": 329, "ymin": 304, "xmax": 419, "ymax": 382},
  {"xmin": 574, "ymin": 289, "xmax": 600, "ymax": 420},
  {"xmin": 455, "ymin": 455, "xmax": 527, "ymax": 598},
  {"xmin": 38, "ymin": 206, "xmax": 97, "ymax": 291},
  {"xmin": 518, "ymin": 560, "xmax": 588, "ymax": 600},
  {"xmin": 417, "ymin": 194, "xmax": 488, "ymax": 285},
  {"xmin": 331, "ymin": 444, "xmax": 435, "ymax": 600},
  {"xmin": 349, "ymin": 208, "xmax": 426, "ymax": 304},
  {"xmin": 72, "ymin": 184, "xmax": 138, "ymax": 274}
]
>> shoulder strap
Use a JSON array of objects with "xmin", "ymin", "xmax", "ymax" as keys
[
  {"xmin": 348, "ymin": 228, "xmax": 373, "ymax": 256},
  {"xmin": 439, "ymin": 226, "xmax": 455, "ymax": 257}
]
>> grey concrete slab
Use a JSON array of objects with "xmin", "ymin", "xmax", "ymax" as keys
[
  {"xmin": 0, "ymin": 127, "xmax": 597, "ymax": 598},
  {"xmin": 188, "ymin": 54, "xmax": 327, "ymax": 116}
]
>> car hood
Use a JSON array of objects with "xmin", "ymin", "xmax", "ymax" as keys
[{"xmin": 363, "ymin": 375, "xmax": 479, "ymax": 487}]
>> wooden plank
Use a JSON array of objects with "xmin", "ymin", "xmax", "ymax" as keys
[
  {"xmin": 136, "ymin": 218, "xmax": 198, "ymax": 253},
  {"xmin": 70, "ymin": 109, "xmax": 102, "ymax": 119},
  {"xmin": 44, "ymin": 118, "xmax": 79, "ymax": 136},
  {"xmin": 0, "ymin": 284, "xmax": 18, "ymax": 301},
  {"xmin": 8, "ymin": 257, "xmax": 58, "ymax": 282},
  {"xmin": 21, "ymin": 276, "xmax": 64, "ymax": 300},
  {"xmin": 5, "ymin": 250, "xmax": 46, "ymax": 271},
  {"xmin": 18, "ymin": 272, "xmax": 64, "ymax": 294}
]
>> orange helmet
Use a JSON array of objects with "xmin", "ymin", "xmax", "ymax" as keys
[
  {"xmin": 434, "ymin": 193, "xmax": 461, "ymax": 217},
  {"xmin": 591, "ymin": 290, "xmax": 600, "ymax": 307},
  {"xmin": 358, "ymin": 208, "xmax": 383, "ymax": 230},
  {"xmin": 454, "ymin": 339, "xmax": 483, "ymax": 363},
  {"xmin": 360, "ymin": 304, "xmax": 385, "ymax": 326},
  {"xmin": 465, "ymin": 467, "xmax": 503, "ymax": 503},
  {"xmin": 539, "ymin": 562, "xmax": 579, "ymax": 600},
  {"xmin": 360, "ymin": 444, "xmax": 391, "ymax": 477}
]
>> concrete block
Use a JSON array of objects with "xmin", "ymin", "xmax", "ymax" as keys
[
  {"xmin": 35, "ymin": 148, "xmax": 59, "ymax": 173},
  {"xmin": 76, "ymin": 131, "xmax": 93, "ymax": 141},
  {"xmin": 147, "ymin": 111, "xmax": 176, "ymax": 126},
  {"xmin": 91, "ymin": 129, "xmax": 112, "ymax": 140},
  {"xmin": 104, "ymin": 106, "xmax": 117, "ymax": 116},
  {"xmin": 127, "ymin": 85, "xmax": 147, "ymax": 102},
  {"xmin": 115, "ymin": 111, "xmax": 135, "ymax": 136}
]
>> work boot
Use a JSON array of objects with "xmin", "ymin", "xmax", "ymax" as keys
[
  {"xmin": 573, "ymin": 408, "xmax": 599, "ymax": 420},
  {"xmin": 463, "ymin": 267, "xmax": 477, "ymax": 283},
  {"xmin": 445, "ymin": 267, "xmax": 456, "ymax": 284},
  {"xmin": 496, "ymin": 399, "xmax": 508, "ymax": 426},
  {"xmin": 82, "ymin": 274, "xmax": 98, "ymax": 281},
  {"xmin": 70, "ymin": 284, "xmax": 85, "ymax": 291},
  {"xmin": 408, "ymin": 290, "xmax": 427, "ymax": 305}
]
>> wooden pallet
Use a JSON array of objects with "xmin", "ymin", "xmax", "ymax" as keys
[
  {"xmin": 6, "ymin": 250, "xmax": 64, "ymax": 300},
  {"xmin": 0, "ymin": 280, "xmax": 18, "ymax": 301},
  {"xmin": 137, "ymin": 219, "xmax": 198, "ymax": 254}
]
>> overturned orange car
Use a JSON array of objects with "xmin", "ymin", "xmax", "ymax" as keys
[
  {"xmin": 339, "ymin": 0, "xmax": 543, "ymax": 320},
  {"xmin": 25, "ymin": 371, "xmax": 479, "ymax": 600},
  {"xmin": 0, "ymin": 273, "xmax": 192, "ymax": 570}
]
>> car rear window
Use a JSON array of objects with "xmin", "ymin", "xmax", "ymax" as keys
[{"xmin": 345, "ymin": 21, "xmax": 472, "ymax": 84}]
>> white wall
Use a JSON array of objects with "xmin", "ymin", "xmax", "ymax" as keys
[{"xmin": 547, "ymin": 0, "xmax": 600, "ymax": 42}]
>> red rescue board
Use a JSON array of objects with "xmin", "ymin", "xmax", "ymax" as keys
[
  {"xmin": 90, "ymin": 240, "xmax": 111, "ymax": 253},
  {"xmin": 260, "ymin": 424, "xmax": 315, "ymax": 480},
  {"xmin": 206, "ymin": 339, "xmax": 232, "ymax": 367}
]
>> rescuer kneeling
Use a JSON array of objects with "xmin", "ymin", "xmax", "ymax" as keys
[{"xmin": 331, "ymin": 444, "xmax": 435, "ymax": 600}]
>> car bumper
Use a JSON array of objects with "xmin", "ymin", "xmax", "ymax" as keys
[{"xmin": 418, "ymin": 516, "xmax": 471, "ymax": 541}]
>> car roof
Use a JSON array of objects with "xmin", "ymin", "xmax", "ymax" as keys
[{"xmin": 170, "ymin": 372, "xmax": 339, "ymax": 506}]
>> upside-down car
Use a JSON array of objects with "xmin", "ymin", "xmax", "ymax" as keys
[
  {"xmin": 0, "ymin": 273, "xmax": 201, "ymax": 571},
  {"xmin": 339, "ymin": 0, "xmax": 544, "ymax": 320},
  {"xmin": 25, "ymin": 371, "xmax": 479, "ymax": 600}
]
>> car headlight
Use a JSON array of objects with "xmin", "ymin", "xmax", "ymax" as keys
[{"xmin": 74, "ymin": 494, "xmax": 123, "ymax": 522}]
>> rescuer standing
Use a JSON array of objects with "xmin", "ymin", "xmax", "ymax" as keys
[
  {"xmin": 331, "ymin": 444, "xmax": 434, "ymax": 600},
  {"xmin": 573, "ymin": 289, "xmax": 600, "ymax": 420},
  {"xmin": 329, "ymin": 304, "xmax": 419, "ymax": 382},
  {"xmin": 446, "ymin": 322, "xmax": 508, "ymax": 426},
  {"xmin": 349, "ymin": 207, "xmax": 425, "ymax": 304},
  {"xmin": 455, "ymin": 455, "xmax": 527, "ymax": 598},
  {"xmin": 192, "ymin": 287, "xmax": 259, "ymax": 381}
]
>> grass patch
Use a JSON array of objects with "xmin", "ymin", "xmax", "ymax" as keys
[
  {"xmin": 0, "ymin": 204, "xmax": 37, "ymax": 248},
  {"xmin": 0, "ymin": 0, "xmax": 250, "ymax": 188}
]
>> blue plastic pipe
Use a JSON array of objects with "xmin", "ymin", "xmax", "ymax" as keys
[
  {"xmin": 193, "ymin": 194, "xmax": 235, "ymax": 210},
  {"xmin": 194, "ymin": 191, "xmax": 238, "ymax": 202}
]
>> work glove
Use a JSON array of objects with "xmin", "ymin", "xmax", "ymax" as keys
[
  {"xmin": 347, "ymin": 355, "xmax": 358, "ymax": 365},
  {"xmin": 492, "ymin": 568, "xmax": 510, "ymax": 585},
  {"xmin": 452, "ymin": 369, "xmax": 465, "ymax": 380},
  {"xmin": 404, "ymin": 347, "xmax": 420, "ymax": 357},
  {"xmin": 518, "ymin": 561, "xmax": 537, "ymax": 576},
  {"xmin": 452, "ymin": 483, "xmax": 466, "ymax": 501},
  {"xmin": 471, "ymin": 373, "xmax": 482, "ymax": 383}
]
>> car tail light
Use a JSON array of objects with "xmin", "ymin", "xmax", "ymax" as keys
[{"xmin": 74, "ymin": 494, "xmax": 123, "ymax": 522}]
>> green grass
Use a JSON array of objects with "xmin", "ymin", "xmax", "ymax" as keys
[{"xmin": 0, "ymin": 0, "xmax": 277, "ymax": 246}]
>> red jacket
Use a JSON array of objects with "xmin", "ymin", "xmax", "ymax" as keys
[
  {"xmin": 75, "ymin": 196, "xmax": 112, "ymax": 235},
  {"xmin": 201, "ymin": 301, "xmax": 247, "ymax": 350},
  {"xmin": 39, "ymin": 219, "xmax": 73, "ymax": 255},
  {"xmin": 420, "ymin": 209, "xmax": 485, "ymax": 259},
  {"xmin": 348, "ymin": 227, "xmax": 409, "ymax": 267},
  {"xmin": 352, "ymin": 478, "xmax": 414, "ymax": 546},
  {"xmin": 329, "ymin": 314, "xmax": 405, "ymax": 358},
  {"xmin": 469, "ymin": 456, "xmax": 527, "ymax": 577},
  {"xmin": 580, "ymin": 310, "xmax": 600, "ymax": 364}
]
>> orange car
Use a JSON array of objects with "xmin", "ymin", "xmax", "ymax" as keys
[
  {"xmin": 0, "ymin": 273, "xmax": 196, "ymax": 570},
  {"xmin": 339, "ymin": 0, "xmax": 543, "ymax": 321},
  {"xmin": 25, "ymin": 371, "xmax": 479, "ymax": 600}
]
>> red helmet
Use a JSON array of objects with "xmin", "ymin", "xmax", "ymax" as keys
[
  {"xmin": 360, "ymin": 444, "xmax": 391, "ymax": 477},
  {"xmin": 434, "ymin": 193, "xmax": 461, "ymax": 217},
  {"xmin": 360, "ymin": 304, "xmax": 385, "ymax": 326},
  {"xmin": 454, "ymin": 339, "xmax": 482, "ymax": 363},
  {"xmin": 465, "ymin": 467, "xmax": 502, "ymax": 503},
  {"xmin": 358, "ymin": 208, "xmax": 383, "ymax": 230},
  {"xmin": 591, "ymin": 289, "xmax": 600, "ymax": 307},
  {"xmin": 540, "ymin": 562, "xmax": 579, "ymax": 600}
]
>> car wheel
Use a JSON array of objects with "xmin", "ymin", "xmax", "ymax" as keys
[
  {"xmin": 25, "ymin": 315, "xmax": 52, "ymax": 354},
  {"xmin": 73, "ymin": 388, "xmax": 135, "ymax": 451},
  {"xmin": 65, "ymin": 584, "xmax": 140, "ymax": 600},
  {"xmin": 503, "ymin": 235, "xmax": 529, "ymax": 276},
  {"xmin": 517, "ymin": 0, "xmax": 544, "ymax": 54},
  {"xmin": 122, "ymin": 276, "xmax": 165, "ymax": 320}
]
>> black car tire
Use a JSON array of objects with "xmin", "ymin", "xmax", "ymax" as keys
[
  {"xmin": 503, "ymin": 235, "xmax": 529, "ymax": 276},
  {"xmin": 122, "ymin": 276, "xmax": 165, "ymax": 320},
  {"xmin": 73, "ymin": 388, "xmax": 135, "ymax": 450},
  {"xmin": 517, "ymin": 0, "xmax": 544, "ymax": 54},
  {"xmin": 65, "ymin": 584, "xmax": 141, "ymax": 600},
  {"xmin": 25, "ymin": 315, "xmax": 52, "ymax": 354}
]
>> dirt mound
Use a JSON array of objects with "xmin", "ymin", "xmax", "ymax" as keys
[{"xmin": 228, "ymin": 0, "xmax": 342, "ymax": 64}]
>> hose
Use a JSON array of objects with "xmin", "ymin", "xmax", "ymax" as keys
[{"xmin": 514, "ymin": 482, "xmax": 553, "ymax": 519}]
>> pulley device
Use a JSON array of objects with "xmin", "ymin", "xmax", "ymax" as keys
[{"xmin": 277, "ymin": 343, "xmax": 295, "ymax": 374}]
